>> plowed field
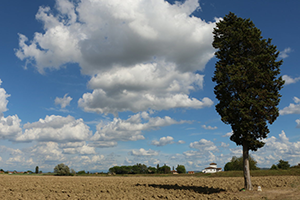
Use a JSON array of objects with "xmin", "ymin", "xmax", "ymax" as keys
[{"xmin": 0, "ymin": 175, "xmax": 299, "ymax": 199}]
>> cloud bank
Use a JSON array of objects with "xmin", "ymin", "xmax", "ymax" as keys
[{"xmin": 16, "ymin": 0, "xmax": 217, "ymax": 115}]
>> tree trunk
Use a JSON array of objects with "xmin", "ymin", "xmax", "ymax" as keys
[{"xmin": 243, "ymin": 143, "xmax": 253, "ymax": 190}]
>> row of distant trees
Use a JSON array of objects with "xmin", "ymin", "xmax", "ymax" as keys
[
  {"xmin": 109, "ymin": 163, "xmax": 186, "ymax": 174},
  {"xmin": 224, "ymin": 156, "xmax": 297, "ymax": 171},
  {"xmin": 0, "ymin": 167, "xmax": 42, "ymax": 174},
  {"xmin": 224, "ymin": 155, "xmax": 260, "ymax": 171}
]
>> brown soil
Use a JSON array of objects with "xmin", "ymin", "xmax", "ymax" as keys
[{"xmin": 0, "ymin": 175, "xmax": 299, "ymax": 199}]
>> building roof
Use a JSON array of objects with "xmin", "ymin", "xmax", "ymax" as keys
[
  {"xmin": 210, "ymin": 163, "xmax": 217, "ymax": 165},
  {"xmin": 205, "ymin": 167, "xmax": 217, "ymax": 169}
]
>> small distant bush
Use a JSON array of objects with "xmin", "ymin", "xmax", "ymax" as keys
[
  {"xmin": 77, "ymin": 170, "xmax": 86, "ymax": 175},
  {"xmin": 270, "ymin": 164, "xmax": 278, "ymax": 170}
]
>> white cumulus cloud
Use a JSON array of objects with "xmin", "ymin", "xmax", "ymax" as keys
[
  {"xmin": 30, "ymin": 142, "xmax": 65, "ymax": 162},
  {"xmin": 78, "ymin": 62, "xmax": 213, "ymax": 115},
  {"xmin": 279, "ymin": 47, "xmax": 292, "ymax": 59},
  {"xmin": 91, "ymin": 111, "xmax": 189, "ymax": 142},
  {"xmin": 189, "ymin": 139, "xmax": 218, "ymax": 151},
  {"xmin": 282, "ymin": 75, "xmax": 300, "ymax": 85},
  {"xmin": 130, "ymin": 148, "xmax": 159, "ymax": 157},
  {"xmin": 177, "ymin": 140, "xmax": 185, "ymax": 144},
  {"xmin": 15, "ymin": 0, "xmax": 216, "ymax": 115},
  {"xmin": 280, "ymin": 97, "xmax": 300, "ymax": 115},
  {"xmin": 0, "ymin": 80, "xmax": 23, "ymax": 139},
  {"xmin": 0, "ymin": 115, "xmax": 22, "ymax": 139},
  {"xmin": 253, "ymin": 130, "xmax": 300, "ymax": 167},
  {"xmin": 16, "ymin": 0, "xmax": 216, "ymax": 74},
  {"xmin": 0, "ymin": 79, "xmax": 10, "ymax": 115},
  {"xmin": 55, "ymin": 94, "xmax": 73, "ymax": 108},
  {"xmin": 151, "ymin": 136, "xmax": 174, "ymax": 147},
  {"xmin": 63, "ymin": 145, "xmax": 96, "ymax": 155},
  {"xmin": 15, "ymin": 115, "xmax": 92, "ymax": 142},
  {"xmin": 221, "ymin": 142, "xmax": 229, "ymax": 148},
  {"xmin": 201, "ymin": 125, "xmax": 217, "ymax": 130}
]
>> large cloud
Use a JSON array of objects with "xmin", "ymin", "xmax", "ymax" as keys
[
  {"xmin": 16, "ymin": 0, "xmax": 216, "ymax": 74},
  {"xmin": 78, "ymin": 62, "xmax": 213, "ymax": 114},
  {"xmin": 15, "ymin": 115, "xmax": 92, "ymax": 142},
  {"xmin": 30, "ymin": 142, "xmax": 65, "ymax": 163},
  {"xmin": 16, "ymin": 0, "xmax": 216, "ymax": 115},
  {"xmin": 91, "ymin": 111, "xmax": 189, "ymax": 142},
  {"xmin": 253, "ymin": 131, "xmax": 300, "ymax": 167}
]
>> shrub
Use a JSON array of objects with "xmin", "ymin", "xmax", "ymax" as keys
[
  {"xmin": 277, "ymin": 160, "xmax": 290, "ymax": 170},
  {"xmin": 176, "ymin": 165, "xmax": 186, "ymax": 174},
  {"xmin": 54, "ymin": 163, "xmax": 75, "ymax": 176}
]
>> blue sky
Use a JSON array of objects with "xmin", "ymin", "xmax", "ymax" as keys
[{"xmin": 0, "ymin": 0, "xmax": 299, "ymax": 172}]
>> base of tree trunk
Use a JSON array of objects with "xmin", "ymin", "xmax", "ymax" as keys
[{"xmin": 243, "ymin": 144, "xmax": 253, "ymax": 190}]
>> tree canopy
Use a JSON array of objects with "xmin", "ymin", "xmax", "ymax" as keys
[
  {"xmin": 212, "ymin": 12, "xmax": 284, "ymax": 190},
  {"xmin": 54, "ymin": 163, "xmax": 75, "ymax": 176},
  {"xmin": 212, "ymin": 12, "xmax": 284, "ymax": 151},
  {"xmin": 176, "ymin": 165, "xmax": 186, "ymax": 174},
  {"xmin": 277, "ymin": 159, "xmax": 290, "ymax": 170}
]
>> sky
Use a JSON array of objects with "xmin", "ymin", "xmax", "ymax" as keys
[{"xmin": 0, "ymin": 0, "xmax": 299, "ymax": 173}]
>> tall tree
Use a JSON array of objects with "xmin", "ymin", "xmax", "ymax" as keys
[
  {"xmin": 35, "ymin": 166, "xmax": 39, "ymax": 174},
  {"xmin": 212, "ymin": 12, "xmax": 284, "ymax": 190}
]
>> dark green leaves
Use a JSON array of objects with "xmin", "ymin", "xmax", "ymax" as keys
[{"xmin": 212, "ymin": 12, "xmax": 284, "ymax": 151}]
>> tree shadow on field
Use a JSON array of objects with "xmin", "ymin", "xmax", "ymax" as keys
[{"xmin": 135, "ymin": 183, "xmax": 225, "ymax": 194}]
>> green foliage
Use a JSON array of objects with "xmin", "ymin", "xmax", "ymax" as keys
[
  {"xmin": 212, "ymin": 12, "xmax": 284, "ymax": 151},
  {"xmin": 109, "ymin": 163, "xmax": 150, "ymax": 174},
  {"xmin": 291, "ymin": 164, "xmax": 300, "ymax": 169},
  {"xmin": 132, "ymin": 163, "xmax": 148, "ymax": 174},
  {"xmin": 270, "ymin": 164, "xmax": 278, "ymax": 170},
  {"xmin": 147, "ymin": 167, "xmax": 157, "ymax": 174},
  {"xmin": 77, "ymin": 170, "xmax": 86, "ymax": 174},
  {"xmin": 176, "ymin": 165, "xmax": 186, "ymax": 174},
  {"xmin": 35, "ymin": 166, "xmax": 39, "ymax": 174},
  {"xmin": 158, "ymin": 165, "xmax": 171, "ymax": 174},
  {"xmin": 224, "ymin": 155, "xmax": 259, "ymax": 171},
  {"xmin": 109, "ymin": 163, "xmax": 173, "ymax": 174},
  {"xmin": 277, "ymin": 159, "xmax": 290, "ymax": 170},
  {"xmin": 54, "ymin": 163, "xmax": 75, "ymax": 176}
]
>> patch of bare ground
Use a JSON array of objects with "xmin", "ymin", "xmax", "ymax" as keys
[{"xmin": 0, "ymin": 175, "xmax": 299, "ymax": 199}]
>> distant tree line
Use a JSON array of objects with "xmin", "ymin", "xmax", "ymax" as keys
[
  {"xmin": 224, "ymin": 156, "xmax": 297, "ymax": 171},
  {"xmin": 270, "ymin": 160, "xmax": 291, "ymax": 170},
  {"xmin": 224, "ymin": 155, "xmax": 260, "ymax": 171},
  {"xmin": 109, "ymin": 163, "xmax": 186, "ymax": 174}
]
